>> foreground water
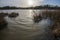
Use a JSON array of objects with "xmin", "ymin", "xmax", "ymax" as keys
[{"xmin": 0, "ymin": 10, "xmax": 55, "ymax": 40}]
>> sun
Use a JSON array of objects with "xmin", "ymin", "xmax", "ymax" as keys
[{"xmin": 28, "ymin": 0, "xmax": 34, "ymax": 6}]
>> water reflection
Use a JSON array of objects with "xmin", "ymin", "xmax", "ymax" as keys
[
  {"xmin": 28, "ymin": 10, "xmax": 33, "ymax": 18},
  {"xmin": 1, "ymin": 10, "xmax": 52, "ymax": 30},
  {"xmin": 0, "ymin": 10, "xmax": 57, "ymax": 40}
]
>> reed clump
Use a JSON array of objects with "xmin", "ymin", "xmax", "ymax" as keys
[{"xmin": 33, "ymin": 10, "xmax": 60, "ymax": 40}]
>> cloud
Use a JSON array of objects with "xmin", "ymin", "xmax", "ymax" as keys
[
  {"xmin": 0, "ymin": 0, "xmax": 44, "ymax": 7},
  {"xmin": 32, "ymin": 0, "xmax": 44, "ymax": 6}
]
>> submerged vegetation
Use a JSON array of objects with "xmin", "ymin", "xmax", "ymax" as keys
[
  {"xmin": 32, "ymin": 10, "xmax": 60, "ymax": 40},
  {"xmin": 0, "ymin": 13, "xmax": 8, "ymax": 30},
  {"xmin": 8, "ymin": 12, "xmax": 19, "ymax": 18},
  {"xmin": 0, "ymin": 12, "xmax": 19, "ymax": 30},
  {"xmin": 32, "ymin": 11, "xmax": 42, "ymax": 23},
  {"xmin": 0, "ymin": 4, "xmax": 60, "ymax": 40}
]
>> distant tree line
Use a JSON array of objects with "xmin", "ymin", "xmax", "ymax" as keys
[
  {"xmin": 33, "ymin": 5, "xmax": 60, "ymax": 9},
  {"xmin": 0, "ymin": 6, "xmax": 20, "ymax": 9},
  {"xmin": 0, "ymin": 5, "xmax": 60, "ymax": 9}
]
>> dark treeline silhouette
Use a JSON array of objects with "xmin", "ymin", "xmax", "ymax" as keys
[
  {"xmin": 34, "ymin": 5, "xmax": 60, "ymax": 9},
  {"xmin": 0, "ymin": 5, "xmax": 60, "ymax": 9},
  {"xmin": 0, "ymin": 6, "xmax": 20, "ymax": 9}
]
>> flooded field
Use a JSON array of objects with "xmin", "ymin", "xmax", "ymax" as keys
[{"xmin": 0, "ymin": 9, "xmax": 60, "ymax": 40}]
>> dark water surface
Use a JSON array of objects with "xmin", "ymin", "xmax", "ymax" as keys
[{"xmin": 0, "ymin": 10, "xmax": 57, "ymax": 40}]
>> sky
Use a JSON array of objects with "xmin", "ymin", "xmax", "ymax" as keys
[{"xmin": 0, "ymin": 0, "xmax": 60, "ymax": 7}]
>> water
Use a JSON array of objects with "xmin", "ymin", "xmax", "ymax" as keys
[{"xmin": 0, "ymin": 9, "xmax": 53, "ymax": 40}]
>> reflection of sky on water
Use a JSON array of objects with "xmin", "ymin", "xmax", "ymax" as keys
[
  {"xmin": 0, "ymin": 10, "xmax": 54, "ymax": 40},
  {"xmin": 28, "ymin": 10, "xmax": 33, "ymax": 18},
  {"xmin": 3, "ymin": 10, "xmax": 52, "ymax": 30}
]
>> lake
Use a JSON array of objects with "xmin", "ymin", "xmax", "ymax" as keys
[{"xmin": 0, "ymin": 9, "xmax": 58, "ymax": 40}]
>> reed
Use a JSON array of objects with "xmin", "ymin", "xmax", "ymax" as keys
[{"xmin": 32, "ymin": 10, "xmax": 60, "ymax": 40}]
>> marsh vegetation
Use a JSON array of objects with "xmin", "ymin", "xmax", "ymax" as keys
[
  {"xmin": 0, "ymin": 12, "xmax": 19, "ymax": 30},
  {"xmin": 33, "ymin": 10, "xmax": 60, "ymax": 40},
  {"xmin": 0, "ymin": 9, "xmax": 60, "ymax": 40}
]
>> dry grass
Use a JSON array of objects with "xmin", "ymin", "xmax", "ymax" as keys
[{"xmin": 33, "ymin": 10, "xmax": 60, "ymax": 40}]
